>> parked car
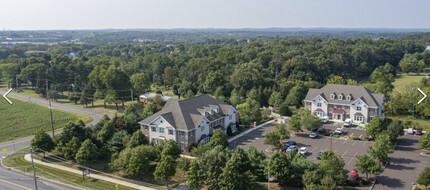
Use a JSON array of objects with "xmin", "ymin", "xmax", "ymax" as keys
[
  {"xmin": 278, "ymin": 146, "xmax": 288, "ymax": 151},
  {"xmin": 316, "ymin": 150, "xmax": 323, "ymax": 159},
  {"xmin": 317, "ymin": 126, "xmax": 326, "ymax": 133},
  {"xmin": 285, "ymin": 141, "xmax": 297, "ymax": 147},
  {"xmin": 347, "ymin": 169, "xmax": 359, "ymax": 181},
  {"xmin": 309, "ymin": 132, "xmax": 318, "ymax": 138},
  {"xmin": 320, "ymin": 116, "xmax": 329, "ymax": 124},
  {"xmin": 286, "ymin": 145, "xmax": 298, "ymax": 153},
  {"xmin": 334, "ymin": 128, "xmax": 344, "ymax": 135},
  {"xmin": 299, "ymin": 147, "xmax": 308, "ymax": 155},
  {"xmin": 416, "ymin": 129, "xmax": 423, "ymax": 135},
  {"xmin": 344, "ymin": 119, "xmax": 352, "ymax": 127},
  {"xmin": 408, "ymin": 128, "xmax": 414, "ymax": 135}
]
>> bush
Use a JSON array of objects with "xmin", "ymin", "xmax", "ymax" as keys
[
  {"xmin": 348, "ymin": 136, "xmax": 363, "ymax": 141},
  {"xmin": 332, "ymin": 134, "xmax": 340, "ymax": 138},
  {"xmin": 347, "ymin": 180, "xmax": 360, "ymax": 186},
  {"xmin": 186, "ymin": 142, "xmax": 197, "ymax": 153}
]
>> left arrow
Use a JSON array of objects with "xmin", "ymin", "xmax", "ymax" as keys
[{"xmin": 3, "ymin": 88, "xmax": 12, "ymax": 105}]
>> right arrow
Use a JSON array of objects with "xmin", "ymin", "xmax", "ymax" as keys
[{"xmin": 418, "ymin": 88, "xmax": 427, "ymax": 105}]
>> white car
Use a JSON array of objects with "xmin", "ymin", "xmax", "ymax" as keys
[
  {"xmin": 299, "ymin": 147, "xmax": 308, "ymax": 155},
  {"xmin": 320, "ymin": 116, "xmax": 329, "ymax": 124},
  {"xmin": 334, "ymin": 128, "xmax": 344, "ymax": 135},
  {"xmin": 286, "ymin": 145, "xmax": 298, "ymax": 152},
  {"xmin": 309, "ymin": 132, "xmax": 318, "ymax": 138}
]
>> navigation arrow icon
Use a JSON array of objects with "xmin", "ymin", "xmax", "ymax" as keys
[
  {"xmin": 418, "ymin": 88, "xmax": 427, "ymax": 105},
  {"xmin": 3, "ymin": 88, "xmax": 12, "ymax": 105}
]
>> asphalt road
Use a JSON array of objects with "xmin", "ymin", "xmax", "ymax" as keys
[{"xmin": 0, "ymin": 89, "xmax": 113, "ymax": 190}]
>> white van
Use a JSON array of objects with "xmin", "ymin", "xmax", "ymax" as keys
[
  {"xmin": 407, "ymin": 128, "xmax": 414, "ymax": 135},
  {"xmin": 320, "ymin": 116, "xmax": 329, "ymax": 124},
  {"xmin": 344, "ymin": 119, "xmax": 352, "ymax": 127}
]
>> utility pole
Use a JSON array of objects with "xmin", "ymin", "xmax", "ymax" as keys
[
  {"xmin": 16, "ymin": 75, "xmax": 19, "ymax": 90},
  {"xmin": 30, "ymin": 148, "xmax": 38, "ymax": 190},
  {"xmin": 130, "ymin": 89, "xmax": 134, "ymax": 106},
  {"xmin": 46, "ymin": 79, "xmax": 54, "ymax": 137}
]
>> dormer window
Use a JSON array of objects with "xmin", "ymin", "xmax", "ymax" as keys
[
  {"xmin": 347, "ymin": 95, "xmax": 351, "ymax": 101},
  {"xmin": 338, "ymin": 95, "xmax": 343, "ymax": 100},
  {"xmin": 331, "ymin": 94, "xmax": 335, "ymax": 99}
]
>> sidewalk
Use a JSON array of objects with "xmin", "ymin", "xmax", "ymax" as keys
[
  {"xmin": 228, "ymin": 119, "xmax": 276, "ymax": 143},
  {"xmin": 24, "ymin": 154, "xmax": 157, "ymax": 190}
]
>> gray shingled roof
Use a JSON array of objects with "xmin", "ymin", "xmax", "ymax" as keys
[
  {"xmin": 139, "ymin": 94, "xmax": 234, "ymax": 131},
  {"xmin": 304, "ymin": 84, "xmax": 384, "ymax": 107}
]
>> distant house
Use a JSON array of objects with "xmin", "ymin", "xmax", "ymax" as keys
[
  {"xmin": 303, "ymin": 84, "xmax": 385, "ymax": 123},
  {"xmin": 139, "ymin": 92, "xmax": 178, "ymax": 103},
  {"xmin": 138, "ymin": 94, "xmax": 239, "ymax": 150}
]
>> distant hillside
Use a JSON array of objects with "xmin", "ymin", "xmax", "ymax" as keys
[{"xmin": 403, "ymin": 32, "xmax": 430, "ymax": 44}]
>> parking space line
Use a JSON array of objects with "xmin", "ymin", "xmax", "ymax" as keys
[
  {"xmin": 310, "ymin": 146, "xmax": 318, "ymax": 153},
  {"xmin": 359, "ymin": 134, "xmax": 362, "ymax": 138},
  {"xmin": 347, "ymin": 152, "xmax": 358, "ymax": 166},
  {"xmin": 341, "ymin": 151, "xmax": 348, "ymax": 158},
  {"xmin": 343, "ymin": 139, "xmax": 347, "ymax": 144},
  {"xmin": 350, "ymin": 133, "xmax": 354, "ymax": 137},
  {"xmin": 333, "ymin": 138, "xmax": 338, "ymax": 143},
  {"xmin": 324, "ymin": 137, "xmax": 329, "ymax": 142},
  {"xmin": 352, "ymin": 141, "xmax": 357, "ymax": 146},
  {"xmin": 362, "ymin": 141, "xmax": 367, "ymax": 147}
]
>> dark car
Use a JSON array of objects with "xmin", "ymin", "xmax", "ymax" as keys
[
  {"xmin": 278, "ymin": 146, "xmax": 288, "ymax": 151},
  {"xmin": 285, "ymin": 141, "xmax": 297, "ymax": 147},
  {"xmin": 416, "ymin": 130, "xmax": 423, "ymax": 135},
  {"xmin": 347, "ymin": 169, "xmax": 359, "ymax": 181},
  {"xmin": 316, "ymin": 150, "xmax": 323, "ymax": 159}
]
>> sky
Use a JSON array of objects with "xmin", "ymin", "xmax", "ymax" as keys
[{"xmin": 1, "ymin": 0, "xmax": 430, "ymax": 30}]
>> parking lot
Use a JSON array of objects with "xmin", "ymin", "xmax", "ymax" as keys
[{"xmin": 229, "ymin": 122, "xmax": 373, "ymax": 171}]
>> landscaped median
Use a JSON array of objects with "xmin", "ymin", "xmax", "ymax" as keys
[{"xmin": 1, "ymin": 148, "xmax": 163, "ymax": 190}]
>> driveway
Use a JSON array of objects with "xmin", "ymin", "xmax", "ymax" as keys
[{"xmin": 374, "ymin": 134, "xmax": 430, "ymax": 190}]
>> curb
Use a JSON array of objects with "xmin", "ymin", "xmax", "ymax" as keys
[{"xmin": 228, "ymin": 119, "xmax": 276, "ymax": 143}]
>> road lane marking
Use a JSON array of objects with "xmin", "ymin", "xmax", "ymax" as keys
[
  {"xmin": 359, "ymin": 134, "xmax": 362, "ymax": 138},
  {"xmin": 0, "ymin": 178, "xmax": 33, "ymax": 190}
]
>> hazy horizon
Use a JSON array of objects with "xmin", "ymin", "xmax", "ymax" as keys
[{"xmin": 1, "ymin": 0, "xmax": 430, "ymax": 30}]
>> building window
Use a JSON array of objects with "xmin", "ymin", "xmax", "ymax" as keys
[
  {"xmin": 204, "ymin": 137, "xmax": 210, "ymax": 145},
  {"xmin": 345, "ymin": 106, "xmax": 350, "ymax": 110},
  {"xmin": 339, "ymin": 95, "xmax": 343, "ymax": 100},
  {"xmin": 316, "ymin": 112, "xmax": 323, "ymax": 117},
  {"xmin": 144, "ymin": 126, "xmax": 148, "ymax": 131},
  {"xmin": 331, "ymin": 94, "xmax": 335, "ymax": 99},
  {"xmin": 180, "ymin": 131, "xmax": 185, "ymax": 137},
  {"xmin": 160, "ymin": 120, "xmax": 163, "ymax": 123},
  {"xmin": 354, "ymin": 116, "xmax": 363, "ymax": 122},
  {"xmin": 347, "ymin": 95, "xmax": 351, "ymax": 101},
  {"xmin": 357, "ymin": 106, "xmax": 361, "ymax": 111},
  {"xmin": 180, "ymin": 142, "xmax": 185, "ymax": 150},
  {"xmin": 169, "ymin": 130, "xmax": 174, "ymax": 135},
  {"xmin": 151, "ymin": 127, "xmax": 156, "ymax": 132},
  {"xmin": 159, "ymin": 128, "xmax": 165, "ymax": 133},
  {"xmin": 317, "ymin": 103, "xmax": 322, "ymax": 107}
]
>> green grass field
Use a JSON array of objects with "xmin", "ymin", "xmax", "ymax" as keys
[
  {"xmin": 0, "ymin": 97, "xmax": 92, "ymax": 142},
  {"xmin": 392, "ymin": 73, "xmax": 426, "ymax": 93},
  {"xmin": 2, "ymin": 148, "xmax": 137, "ymax": 190}
]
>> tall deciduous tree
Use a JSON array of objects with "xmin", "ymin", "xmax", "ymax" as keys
[
  {"xmin": 154, "ymin": 155, "xmax": 176, "ymax": 187},
  {"xmin": 208, "ymin": 129, "xmax": 229, "ymax": 149},
  {"xmin": 265, "ymin": 150, "xmax": 291, "ymax": 185},
  {"xmin": 187, "ymin": 160, "xmax": 204, "ymax": 188},
  {"xmin": 355, "ymin": 154, "xmax": 384, "ymax": 179},
  {"xmin": 128, "ymin": 130, "xmax": 148, "ymax": 148},
  {"xmin": 199, "ymin": 146, "xmax": 231, "ymax": 190},
  {"xmin": 130, "ymin": 73, "xmax": 151, "ymax": 99},
  {"xmin": 31, "ymin": 129, "xmax": 56, "ymax": 157},
  {"xmin": 220, "ymin": 147, "xmax": 253, "ymax": 190},
  {"xmin": 97, "ymin": 120, "xmax": 116, "ymax": 144}
]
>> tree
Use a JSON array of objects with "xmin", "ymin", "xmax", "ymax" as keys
[
  {"xmin": 265, "ymin": 150, "xmax": 291, "ymax": 185},
  {"xmin": 208, "ymin": 129, "xmax": 229, "ymax": 149},
  {"xmin": 288, "ymin": 114, "xmax": 302, "ymax": 132},
  {"xmin": 128, "ymin": 130, "xmax": 148, "ymax": 148},
  {"xmin": 347, "ymin": 79, "xmax": 358, "ymax": 85},
  {"xmin": 303, "ymin": 170, "xmax": 321, "ymax": 190},
  {"xmin": 130, "ymin": 73, "xmax": 151, "ymax": 98},
  {"xmin": 301, "ymin": 110, "xmax": 322, "ymax": 131},
  {"xmin": 355, "ymin": 154, "xmax": 384, "ymax": 179},
  {"xmin": 97, "ymin": 120, "xmax": 116, "ymax": 144},
  {"xmin": 419, "ymin": 132, "xmax": 430, "ymax": 150},
  {"xmin": 368, "ymin": 134, "xmax": 393, "ymax": 164},
  {"xmin": 68, "ymin": 92, "xmax": 81, "ymax": 104},
  {"xmin": 61, "ymin": 137, "xmax": 81, "ymax": 160},
  {"xmin": 285, "ymin": 85, "xmax": 306, "ymax": 107},
  {"xmin": 319, "ymin": 175, "xmax": 336, "ymax": 190},
  {"xmin": 237, "ymin": 98, "xmax": 261, "ymax": 126},
  {"xmin": 264, "ymin": 123, "xmax": 290, "ymax": 147},
  {"xmin": 184, "ymin": 89, "xmax": 195, "ymax": 98},
  {"xmin": 161, "ymin": 140, "xmax": 181, "ymax": 159},
  {"xmin": 278, "ymin": 102, "xmax": 292, "ymax": 116},
  {"xmin": 154, "ymin": 155, "xmax": 176, "ymax": 187},
  {"xmin": 199, "ymin": 146, "xmax": 231, "ymax": 190},
  {"xmin": 103, "ymin": 65, "xmax": 131, "ymax": 110},
  {"xmin": 177, "ymin": 157, "xmax": 191, "ymax": 174},
  {"xmin": 246, "ymin": 146, "xmax": 267, "ymax": 181},
  {"xmin": 327, "ymin": 76, "xmax": 345, "ymax": 84},
  {"xmin": 204, "ymin": 71, "xmax": 226, "ymax": 94},
  {"xmin": 318, "ymin": 150, "xmax": 347, "ymax": 186},
  {"xmin": 269, "ymin": 91, "xmax": 283, "ymax": 107},
  {"xmin": 365, "ymin": 116, "xmax": 386, "ymax": 138},
  {"xmin": 75, "ymin": 139, "xmax": 98, "ymax": 165},
  {"xmin": 229, "ymin": 89, "xmax": 245, "ymax": 107},
  {"xmin": 220, "ymin": 147, "xmax": 253, "ymax": 190},
  {"xmin": 107, "ymin": 130, "xmax": 128, "ymax": 152},
  {"xmin": 187, "ymin": 160, "xmax": 204, "ymax": 188},
  {"xmin": 126, "ymin": 146, "xmax": 150, "ymax": 176},
  {"xmin": 191, "ymin": 141, "xmax": 209, "ymax": 157},
  {"xmin": 417, "ymin": 167, "xmax": 430, "ymax": 189},
  {"xmin": 31, "ymin": 129, "xmax": 56, "ymax": 157},
  {"xmin": 162, "ymin": 66, "xmax": 174, "ymax": 88}
]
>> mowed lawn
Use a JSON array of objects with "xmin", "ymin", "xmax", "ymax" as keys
[
  {"xmin": 0, "ymin": 97, "xmax": 92, "ymax": 142},
  {"xmin": 393, "ymin": 73, "xmax": 426, "ymax": 93}
]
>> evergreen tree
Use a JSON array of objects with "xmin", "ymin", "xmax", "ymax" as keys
[
  {"xmin": 75, "ymin": 139, "xmax": 98, "ymax": 165},
  {"xmin": 208, "ymin": 129, "xmax": 229, "ymax": 149},
  {"xmin": 187, "ymin": 160, "xmax": 204, "ymax": 188},
  {"xmin": 128, "ymin": 130, "xmax": 148, "ymax": 148},
  {"xmin": 154, "ymin": 155, "xmax": 176, "ymax": 187},
  {"xmin": 220, "ymin": 147, "xmax": 253, "ymax": 190},
  {"xmin": 31, "ymin": 129, "xmax": 56, "ymax": 157}
]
